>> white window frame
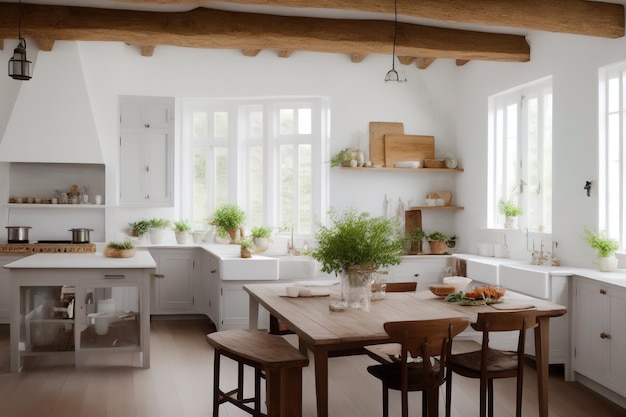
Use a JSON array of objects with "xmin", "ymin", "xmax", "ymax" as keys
[
  {"xmin": 487, "ymin": 77, "xmax": 553, "ymax": 232},
  {"xmin": 180, "ymin": 97, "xmax": 329, "ymax": 240},
  {"xmin": 599, "ymin": 61, "xmax": 626, "ymax": 248}
]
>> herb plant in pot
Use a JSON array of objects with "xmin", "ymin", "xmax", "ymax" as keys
[
  {"xmin": 149, "ymin": 218, "xmax": 171, "ymax": 244},
  {"xmin": 128, "ymin": 219, "xmax": 151, "ymax": 244},
  {"xmin": 427, "ymin": 231, "xmax": 448, "ymax": 255},
  {"xmin": 103, "ymin": 239, "xmax": 136, "ymax": 258},
  {"xmin": 173, "ymin": 220, "xmax": 191, "ymax": 244},
  {"xmin": 211, "ymin": 204, "xmax": 246, "ymax": 243},
  {"xmin": 584, "ymin": 227, "xmax": 620, "ymax": 272},
  {"xmin": 251, "ymin": 226, "xmax": 272, "ymax": 252},
  {"xmin": 307, "ymin": 208, "xmax": 405, "ymax": 311},
  {"xmin": 405, "ymin": 227, "xmax": 426, "ymax": 255},
  {"xmin": 239, "ymin": 238, "xmax": 255, "ymax": 258},
  {"xmin": 499, "ymin": 199, "xmax": 522, "ymax": 229}
]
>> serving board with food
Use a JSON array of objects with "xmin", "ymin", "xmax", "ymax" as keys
[{"xmin": 443, "ymin": 285, "xmax": 506, "ymax": 306}]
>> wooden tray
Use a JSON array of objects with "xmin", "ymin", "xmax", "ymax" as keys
[{"xmin": 384, "ymin": 134, "xmax": 434, "ymax": 168}]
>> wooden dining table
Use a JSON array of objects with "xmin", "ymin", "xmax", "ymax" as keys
[{"xmin": 244, "ymin": 282, "xmax": 567, "ymax": 417}]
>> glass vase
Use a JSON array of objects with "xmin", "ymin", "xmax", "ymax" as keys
[{"xmin": 342, "ymin": 266, "xmax": 374, "ymax": 311}]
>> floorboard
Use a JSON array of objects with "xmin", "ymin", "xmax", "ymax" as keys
[{"xmin": 0, "ymin": 318, "xmax": 624, "ymax": 417}]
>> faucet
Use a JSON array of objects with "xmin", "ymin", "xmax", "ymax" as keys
[{"xmin": 550, "ymin": 241, "xmax": 560, "ymax": 266}]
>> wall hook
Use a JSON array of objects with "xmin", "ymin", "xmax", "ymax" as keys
[{"xmin": 584, "ymin": 181, "xmax": 592, "ymax": 197}]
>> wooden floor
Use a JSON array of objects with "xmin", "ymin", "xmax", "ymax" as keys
[{"xmin": 0, "ymin": 317, "xmax": 624, "ymax": 417}]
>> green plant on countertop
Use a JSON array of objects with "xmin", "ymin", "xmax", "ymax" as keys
[
  {"xmin": 584, "ymin": 227, "xmax": 619, "ymax": 258},
  {"xmin": 498, "ymin": 199, "xmax": 522, "ymax": 217},
  {"xmin": 405, "ymin": 227, "xmax": 426, "ymax": 254},
  {"xmin": 330, "ymin": 147, "xmax": 353, "ymax": 167},
  {"xmin": 239, "ymin": 237, "xmax": 255, "ymax": 250},
  {"xmin": 106, "ymin": 239, "xmax": 135, "ymax": 250},
  {"xmin": 173, "ymin": 220, "xmax": 191, "ymax": 232},
  {"xmin": 427, "ymin": 231, "xmax": 448, "ymax": 242},
  {"xmin": 149, "ymin": 217, "xmax": 171, "ymax": 230},
  {"xmin": 446, "ymin": 235, "xmax": 458, "ymax": 248},
  {"xmin": 251, "ymin": 226, "xmax": 272, "ymax": 239},
  {"xmin": 306, "ymin": 207, "xmax": 405, "ymax": 276},
  {"xmin": 129, "ymin": 219, "xmax": 151, "ymax": 237},
  {"xmin": 211, "ymin": 204, "xmax": 246, "ymax": 232}
]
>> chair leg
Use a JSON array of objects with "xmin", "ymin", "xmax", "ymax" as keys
[
  {"xmin": 254, "ymin": 368, "xmax": 262, "ymax": 412},
  {"xmin": 422, "ymin": 390, "xmax": 428, "ymax": 417},
  {"xmin": 516, "ymin": 373, "xmax": 524, "ymax": 417},
  {"xmin": 382, "ymin": 383, "xmax": 389, "ymax": 417},
  {"xmin": 237, "ymin": 362, "xmax": 244, "ymax": 401},
  {"xmin": 445, "ymin": 369, "xmax": 453, "ymax": 417},
  {"xmin": 212, "ymin": 351, "xmax": 221, "ymax": 417},
  {"xmin": 488, "ymin": 379, "xmax": 494, "ymax": 417},
  {"xmin": 479, "ymin": 376, "xmax": 488, "ymax": 417},
  {"xmin": 427, "ymin": 387, "xmax": 439, "ymax": 417}
]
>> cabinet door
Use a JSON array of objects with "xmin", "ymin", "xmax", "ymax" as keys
[
  {"xmin": 573, "ymin": 278, "xmax": 608, "ymax": 383},
  {"xmin": 220, "ymin": 283, "xmax": 249, "ymax": 330},
  {"xmin": 0, "ymin": 255, "xmax": 25, "ymax": 323},
  {"xmin": 153, "ymin": 250, "xmax": 196, "ymax": 313},
  {"xmin": 144, "ymin": 130, "xmax": 172, "ymax": 204},
  {"xmin": 606, "ymin": 287, "xmax": 626, "ymax": 396},
  {"xmin": 119, "ymin": 131, "xmax": 146, "ymax": 203}
]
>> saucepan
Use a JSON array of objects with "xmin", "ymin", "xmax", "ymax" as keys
[
  {"xmin": 69, "ymin": 228, "xmax": 93, "ymax": 244},
  {"xmin": 6, "ymin": 226, "xmax": 32, "ymax": 243}
]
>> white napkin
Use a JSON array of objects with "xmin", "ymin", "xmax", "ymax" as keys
[{"xmin": 285, "ymin": 286, "xmax": 330, "ymax": 297}]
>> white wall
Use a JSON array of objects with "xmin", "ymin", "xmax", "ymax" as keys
[
  {"xmin": 455, "ymin": 31, "xmax": 626, "ymax": 267},
  {"xmin": 1, "ymin": 40, "xmax": 460, "ymax": 242}
]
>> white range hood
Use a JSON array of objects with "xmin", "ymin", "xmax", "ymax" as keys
[{"xmin": 0, "ymin": 42, "xmax": 104, "ymax": 164}]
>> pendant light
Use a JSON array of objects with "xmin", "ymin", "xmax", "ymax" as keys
[
  {"xmin": 385, "ymin": 0, "xmax": 406, "ymax": 83},
  {"xmin": 8, "ymin": 0, "xmax": 32, "ymax": 81}
]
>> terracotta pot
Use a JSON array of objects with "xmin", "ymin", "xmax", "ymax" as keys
[
  {"xmin": 241, "ymin": 247, "xmax": 252, "ymax": 258},
  {"xmin": 428, "ymin": 240, "xmax": 447, "ymax": 255}
]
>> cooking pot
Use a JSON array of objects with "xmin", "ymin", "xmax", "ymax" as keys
[
  {"xmin": 69, "ymin": 228, "xmax": 93, "ymax": 244},
  {"xmin": 6, "ymin": 226, "xmax": 32, "ymax": 243}
]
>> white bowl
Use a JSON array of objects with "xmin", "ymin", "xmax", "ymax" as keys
[
  {"xmin": 443, "ymin": 276, "xmax": 473, "ymax": 293},
  {"xmin": 425, "ymin": 198, "xmax": 438, "ymax": 206}
]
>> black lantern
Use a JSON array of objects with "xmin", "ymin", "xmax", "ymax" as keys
[
  {"xmin": 8, "ymin": 0, "xmax": 32, "ymax": 81},
  {"xmin": 8, "ymin": 38, "xmax": 32, "ymax": 80},
  {"xmin": 385, "ymin": 0, "xmax": 406, "ymax": 83}
]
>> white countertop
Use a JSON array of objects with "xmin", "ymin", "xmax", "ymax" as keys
[{"xmin": 3, "ymin": 251, "xmax": 156, "ymax": 269}]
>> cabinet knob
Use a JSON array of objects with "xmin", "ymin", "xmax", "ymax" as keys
[
  {"xmin": 414, "ymin": 273, "xmax": 420, "ymax": 278},
  {"xmin": 210, "ymin": 269, "xmax": 217, "ymax": 273},
  {"xmin": 151, "ymin": 273, "xmax": 165, "ymax": 279},
  {"xmin": 145, "ymin": 123, "xmax": 150, "ymax": 128},
  {"xmin": 600, "ymin": 289, "xmax": 607, "ymax": 295},
  {"xmin": 600, "ymin": 332, "xmax": 612, "ymax": 339}
]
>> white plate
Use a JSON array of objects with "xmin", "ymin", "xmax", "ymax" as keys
[{"xmin": 394, "ymin": 161, "xmax": 421, "ymax": 168}]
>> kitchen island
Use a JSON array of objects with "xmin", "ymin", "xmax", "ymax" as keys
[{"xmin": 4, "ymin": 251, "xmax": 156, "ymax": 372}]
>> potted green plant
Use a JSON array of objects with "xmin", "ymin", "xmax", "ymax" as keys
[
  {"xmin": 405, "ymin": 227, "xmax": 426, "ymax": 255},
  {"xmin": 149, "ymin": 218, "xmax": 171, "ymax": 244},
  {"xmin": 584, "ymin": 227, "xmax": 620, "ymax": 271},
  {"xmin": 330, "ymin": 147, "xmax": 353, "ymax": 167},
  {"xmin": 239, "ymin": 237, "xmax": 255, "ymax": 258},
  {"xmin": 173, "ymin": 220, "xmax": 191, "ymax": 244},
  {"xmin": 446, "ymin": 235, "xmax": 458, "ymax": 249},
  {"xmin": 251, "ymin": 226, "xmax": 272, "ymax": 252},
  {"xmin": 498, "ymin": 199, "xmax": 522, "ymax": 228},
  {"xmin": 427, "ymin": 231, "xmax": 448, "ymax": 255},
  {"xmin": 211, "ymin": 204, "xmax": 246, "ymax": 243},
  {"xmin": 128, "ymin": 219, "xmax": 150, "ymax": 238},
  {"xmin": 307, "ymin": 207, "xmax": 405, "ymax": 310},
  {"xmin": 103, "ymin": 239, "xmax": 136, "ymax": 258}
]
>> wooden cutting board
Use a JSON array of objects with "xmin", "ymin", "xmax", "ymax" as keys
[
  {"xmin": 384, "ymin": 134, "xmax": 435, "ymax": 167},
  {"xmin": 369, "ymin": 122, "xmax": 404, "ymax": 166}
]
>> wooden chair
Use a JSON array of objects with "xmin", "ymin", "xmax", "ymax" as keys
[
  {"xmin": 206, "ymin": 329, "xmax": 309, "ymax": 417},
  {"xmin": 364, "ymin": 281, "xmax": 418, "ymax": 363},
  {"xmin": 445, "ymin": 310, "xmax": 538, "ymax": 417},
  {"xmin": 367, "ymin": 317, "xmax": 470, "ymax": 417}
]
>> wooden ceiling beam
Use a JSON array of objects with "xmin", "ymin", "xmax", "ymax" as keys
[
  {"xmin": 34, "ymin": 39, "xmax": 55, "ymax": 52},
  {"xmin": 350, "ymin": 54, "xmax": 366, "ymax": 63},
  {"xmin": 277, "ymin": 50, "xmax": 294, "ymax": 58},
  {"xmin": 140, "ymin": 45, "xmax": 155, "ymax": 56},
  {"xmin": 118, "ymin": 0, "xmax": 624, "ymax": 38},
  {"xmin": 416, "ymin": 57, "xmax": 435, "ymax": 70},
  {"xmin": 0, "ymin": 4, "xmax": 530, "ymax": 63},
  {"xmin": 242, "ymin": 49, "xmax": 261, "ymax": 57}
]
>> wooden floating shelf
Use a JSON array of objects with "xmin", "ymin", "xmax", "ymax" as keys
[
  {"xmin": 339, "ymin": 167, "xmax": 463, "ymax": 173},
  {"xmin": 409, "ymin": 206, "xmax": 464, "ymax": 211}
]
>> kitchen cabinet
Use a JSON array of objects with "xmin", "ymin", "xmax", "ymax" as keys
[
  {"xmin": 119, "ymin": 96, "xmax": 174, "ymax": 206},
  {"xmin": 0, "ymin": 254, "xmax": 26, "ymax": 323},
  {"xmin": 6, "ymin": 252, "xmax": 154, "ymax": 372},
  {"xmin": 386, "ymin": 256, "xmax": 451, "ymax": 290},
  {"xmin": 149, "ymin": 248, "xmax": 197, "ymax": 314},
  {"xmin": 573, "ymin": 277, "xmax": 626, "ymax": 398}
]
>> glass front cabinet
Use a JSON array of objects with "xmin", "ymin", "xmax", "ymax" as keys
[{"xmin": 12, "ymin": 268, "xmax": 150, "ymax": 372}]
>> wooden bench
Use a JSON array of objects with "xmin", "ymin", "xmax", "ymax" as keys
[{"xmin": 206, "ymin": 329, "xmax": 309, "ymax": 417}]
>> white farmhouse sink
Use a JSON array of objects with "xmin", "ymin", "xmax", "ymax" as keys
[
  {"xmin": 275, "ymin": 256, "xmax": 320, "ymax": 280},
  {"xmin": 219, "ymin": 256, "xmax": 279, "ymax": 280},
  {"xmin": 499, "ymin": 264, "xmax": 553, "ymax": 299}
]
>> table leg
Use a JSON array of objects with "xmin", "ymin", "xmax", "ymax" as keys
[
  {"xmin": 534, "ymin": 316, "xmax": 550, "ymax": 417},
  {"xmin": 248, "ymin": 296, "xmax": 259, "ymax": 330},
  {"xmin": 313, "ymin": 348, "xmax": 330, "ymax": 417}
]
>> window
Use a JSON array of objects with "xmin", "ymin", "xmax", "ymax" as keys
[
  {"xmin": 488, "ymin": 77, "xmax": 553, "ymax": 232},
  {"xmin": 181, "ymin": 98, "xmax": 329, "ymax": 238},
  {"xmin": 599, "ymin": 61, "xmax": 626, "ymax": 247}
]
